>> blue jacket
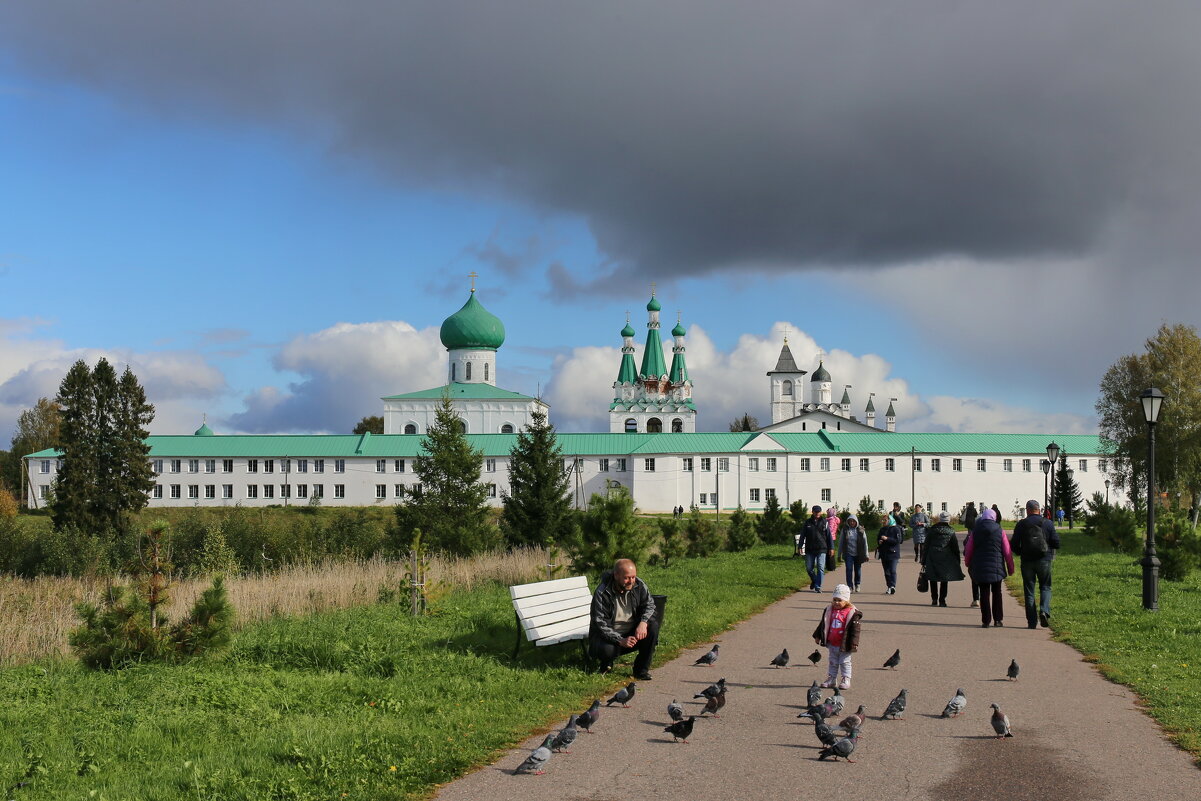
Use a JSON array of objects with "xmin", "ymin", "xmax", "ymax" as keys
[
  {"xmin": 967, "ymin": 519, "xmax": 1010, "ymax": 583},
  {"xmin": 876, "ymin": 524, "xmax": 903, "ymax": 560}
]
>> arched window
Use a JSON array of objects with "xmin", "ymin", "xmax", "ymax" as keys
[
  {"xmin": 484, "ymin": 363, "xmax": 489, "ymax": 381},
  {"xmin": 465, "ymin": 362, "xmax": 472, "ymax": 381},
  {"xmin": 500, "ymin": 423, "xmax": 514, "ymax": 434},
  {"xmin": 671, "ymin": 418, "xmax": 683, "ymax": 433},
  {"xmin": 404, "ymin": 423, "xmax": 417, "ymax": 435},
  {"xmin": 454, "ymin": 418, "xmax": 467, "ymax": 434},
  {"xmin": 647, "ymin": 417, "xmax": 663, "ymax": 433},
  {"xmin": 625, "ymin": 418, "xmax": 638, "ymax": 433},
  {"xmin": 782, "ymin": 380, "xmax": 793, "ymax": 396}
]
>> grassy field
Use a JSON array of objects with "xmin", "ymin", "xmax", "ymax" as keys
[
  {"xmin": 0, "ymin": 545, "xmax": 804, "ymax": 800},
  {"xmin": 1007, "ymin": 529, "xmax": 1201, "ymax": 761}
]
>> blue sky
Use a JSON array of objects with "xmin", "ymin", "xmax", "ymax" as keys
[{"xmin": 3, "ymin": 2, "xmax": 1198, "ymax": 445}]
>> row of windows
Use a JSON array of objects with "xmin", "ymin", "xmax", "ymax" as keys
[
  {"xmin": 150, "ymin": 484, "xmax": 355, "ymax": 500},
  {"xmin": 449, "ymin": 361, "xmax": 490, "ymax": 382},
  {"xmin": 150, "ymin": 458, "xmax": 356, "ymax": 475}
]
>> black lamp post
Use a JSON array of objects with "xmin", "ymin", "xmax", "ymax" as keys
[
  {"xmin": 1064, "ymin": 458, "xmax": 1075, "ymax": 529},
  {"xmin": 1041, "ymin": 459, "xmax": 1051, "ymax": 511},
  {"xmin": 1046, "ymin": 442, "xmax": 1059, "ymax": 525},
  {"xmin": 1105, "ymin": 479, "xmax": 1110, "ymax": 505},
  {"xmin": 1140, "ymin": 387, "xmax": 1165, "ymax": 611}
]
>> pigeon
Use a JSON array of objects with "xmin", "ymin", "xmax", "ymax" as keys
[
  {"xmin": 665, "ymin": 715, "xmax": 696, "ymax": 743},
  {"xmin": 770, "ymin": 648, "xmax": 790, "ymax": 668},
  {"xmin": 881, "ymin": 689, "xmax": 908, "ymax": 720},
  {"xmin": 942, "ymin": 689, "xmax": 967, "ymax": 718},
  {"xmin": 577, "ymin": 699, "xmax": 601, "ymax": 733},
  {"xmin": 701, "ymin": 690, "xmax": 725, "ymax": 717},
  {"xmin": 514, "ymin": 734, "xmax": 556, "ymax": 774},
  {"xmin": 838, "ymin": 705, "xmax": 867, "ymax": 734},
  {"xmin": 694, "ymin": 644, "xmax": 720, "ymax": 666},
  {"xmin": 694, "ymin": 678, "xmax": 727, "ymax": 699},
  {"xmin": 826, "ymin": 690, "xmax": 846, "ymax": 717},
  {"xmin": 818, "ymin": 728, "xmax": 860, "ymax": 762},
  {"xmin": 806, "ymin": 680, "xmax": 823, "ymax": 708},
  {"xmin": 807, "ymin": 649, "xmax": 822, "ymax": 666},
  {"xmin": 990, "ymin": 703, "xmax": 1013, "ymax": 738},
  {"xmin": 667, "ymin": 699, "xmax": 685, "ymax": 722},
  {"xmin": 1007, "ymin": 659, "xmax": 1020, "ymax": 681},
  {"xmin": 814, "ymin": 719, "xmax": 840, "ymax": 747},
  {"xmin": 606, "ymin": 682, "xmax": 637, "ymax": 708},
  {"xmin": 550, "ymin": 716, "xmax": 578, "ymax": 753},
  {"xmin": 882, "ymin": 648, "xmax": 901, "ymax": 670},
  {"xmin": 797, "ymin": 700, "xmax": 833, "ymax": 721}
]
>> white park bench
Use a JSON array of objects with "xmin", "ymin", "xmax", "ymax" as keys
[{"xmin": 510, "ymin": 575, "xmax": 593, "ymax": 662}]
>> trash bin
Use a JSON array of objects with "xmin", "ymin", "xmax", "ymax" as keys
[{"xmin": 651, "ymin": 594, "xmax": 667, "ymax": 630}]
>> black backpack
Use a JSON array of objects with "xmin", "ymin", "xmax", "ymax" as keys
[{"xmin": 1019, "ymin": 519, "xmax": 1049, "ymax": 557}]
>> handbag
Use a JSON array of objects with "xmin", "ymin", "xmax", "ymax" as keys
[
  {"xmin": 825, "ymin": 553, "xmax": 836, "ymax": 572},
  {"xmin": 917, "ymin": 568, "xmax": 929, "ymax": 593}
]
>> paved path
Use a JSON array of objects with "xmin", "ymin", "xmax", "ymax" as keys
[{"xmin": 436, "ymin": 553, "xmax": 1201, "ymax": 801}]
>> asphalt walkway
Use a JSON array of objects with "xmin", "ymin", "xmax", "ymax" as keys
[{"xmin": 435, "ymin": 552, "xmax": 1201, "ymax": 801}]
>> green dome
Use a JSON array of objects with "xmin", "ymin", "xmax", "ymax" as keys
[
  {"xmin": 621, "ymin": 322, "xmax": 637, "ymax": 338},
  {"xmin": 194, "ymin": 421, "xmax": 214, "ymax": 436},
  {"xmin": 672, "ymin": 321, "xmax": 686, "ymax": 337},
  {"xmin": 440, "ymin": 293, "xmax": 506, "ymax": 351},
  {"xmin": 646, "ymin": 295, "xmax": 661, "ymax": 312},
  {"xmin": 811, "ymin": 361, "xmax": 831, "ymax": 382}
]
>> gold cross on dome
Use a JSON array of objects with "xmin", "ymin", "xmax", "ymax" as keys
[{"xmin": 468, "ymin": 271, "xmax": 478, "ymax": 292}]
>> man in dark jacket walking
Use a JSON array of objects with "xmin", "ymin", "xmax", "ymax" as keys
[
  {"xmin": 802, "ymin": 505, "xmax": 834, "ymax": 593},
  {"xmin": 922, "ymin": 512, "xmax": 965, "ymax": 606},
  {"xmin": 1010, "ymin": 500, "xmax": 1061, "ymax": 629},
  {"xmin": 588, "ymin": 558, "xmax": 658, "ymax": 679}
]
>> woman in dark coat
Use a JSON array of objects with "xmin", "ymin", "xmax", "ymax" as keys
[
  {"xmin": 962, "ymin": 502, "xmax": 981, "ymax": 606},
  {"xmin": 837, "ymin": 515, "xmax": 870, "ymax": 593},
  {"xmin": 964, "ymin": 508, "xmax": 1014, "ymax": 627},
  {"xmin": 875, "ymin": 514, "xmax": 904, "ymax": 595},
  {"xmin": 921, "ymin": 511, "xmax": 965, "ymax": 607}
]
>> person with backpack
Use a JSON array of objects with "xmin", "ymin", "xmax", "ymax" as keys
[{"xmin": 1010, "ymin": 499, "xmax": 1060, "ymax": 629}]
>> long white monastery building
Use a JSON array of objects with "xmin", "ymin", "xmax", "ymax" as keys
[{"xmin": 25, "ymin": 288, "xmax": 1116, "ymax": 516}]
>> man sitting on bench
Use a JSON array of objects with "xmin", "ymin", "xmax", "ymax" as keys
[{"xmin": 588, "ymin": 558, "xmax": 658, "ymax": 680}]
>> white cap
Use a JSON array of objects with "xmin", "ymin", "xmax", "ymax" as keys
[{"xmin": 832, "ymin": 584, "xmax": 851, "ymax": 601}]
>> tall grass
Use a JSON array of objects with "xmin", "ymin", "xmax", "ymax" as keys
[{"xmin": 0, "ymin": 547, "xmax": 551, "ymax": 665}]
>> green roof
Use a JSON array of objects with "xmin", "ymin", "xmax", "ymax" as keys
[
  {"xmin": 646, "ymin": 295, "xmax": 661, "ymax": 312},
  {"xmin": 382, "ymin": 383, "xmax": 537, "ymax": 401},
  {"xmin": 639, "ymin": 332, "xmax": 667, "ymax": 378},
  {"xmin": 194, "ymin": 422, "xmax": 214, "ymax": 436},
  {"xmin": 671, "ymin": 321, "xmax": 686, "ymax": 337},
  {"xmin": 616, "ymin": 353, "xmax": 638, "ymax": 384},
  {"xmin": 439, "ymin": 292, "xmax": 505, "ymax": 351},
  {"xmin": 621, "ymin": 322, "xmax": 636, "ymax": 338},
  {"xmin": 840, "ymin": 388, "xmax": 851, "ymax": 405},
  {"xmin": 24, "ymin": 431, "xmax": 1108, "ymax": 460},
  {"xmin": 865, "ymin": 396, "xmax": 876, "ymax": 413},
  {"xmin": 886, "ymin": 401, "xmax": 896, "ymax": 417},
  {"xmin": 669, "ymin": 350, "xmax": 689, "ymax": 384}
]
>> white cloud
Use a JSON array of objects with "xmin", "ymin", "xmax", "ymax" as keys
[{"xmin": 224, "ymin": 320, "xmax": 445, "ymax": 433}]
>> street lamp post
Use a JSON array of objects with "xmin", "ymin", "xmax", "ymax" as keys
[
  {"xmin": 1105, "ymin": 479, "xmax": 1110, "ymax": 505},
  {"xmin": 1140, "ymin": 387, "xmax": 1165, "ymax": 611},
  {"xmin": 1041, "ymin": 459, "xmax": 1051, "ymax": 512},
  {"xmin": 1065, "ymin": 459, "xmax": 1075, "ymax": 529},
  {"xmin": 1046, "ymin": 442, "xmax": 1059, "ymax": 526}
]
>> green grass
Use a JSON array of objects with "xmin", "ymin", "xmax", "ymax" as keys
[
  {"xmin": 1007, "ymin": 530, "xmax": 1201, "ymax": 762},
  {"xmin": 0, "ymin": 545, "xmax": 805, "ymax": 800}
]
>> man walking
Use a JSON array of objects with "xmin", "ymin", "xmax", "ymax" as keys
[
  {"xmin": 910, "ymin": 504, "xmax": 930, "ymax": 563},
  {"xmin": 588, "ymin": 558, "xmax": 658, "ymax": 679},
  {"xmin": 802, "ymin": 505, "xmax": 834, "ymax": 593},
  {"xmin": 1011, "ymin": 500, "xmax": 1060, "ymax": 629}
]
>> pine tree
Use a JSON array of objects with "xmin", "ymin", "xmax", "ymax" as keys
[
  {"xmin": 394, "ymin": 394, "xmax": 497, "ymax": 555},
  {"xmin": 501, "ymin": 408, "xmax": 575, "ymax": 547},
  {"xmin": 655, "ymin": 517, "xmax": 686, "ymax": 567},
  {"xmin": 52, "ymin": 359, "xmax": 155, "ymax": 534},
  {"xmin": 1055, "ymin": 459, "xmax": 1083, "ymax": 527},
  {"xmin": 756, "ymin": 495, "xmax": 792, "ymax": 545},
  {"xmin": 726, "ymin": 506, "xmax": 758, "ymax": 551},
  {"xmin": 566, "ymin": 488, "xmax": 654, "ymax": 575}
]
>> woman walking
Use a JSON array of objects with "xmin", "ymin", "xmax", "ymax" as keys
[
  {"xmin": 837, "ymin": 515, "xmax": 870, "ymax": 593},
  {"xmin": 876, "ymin": 514, "xmax": 904, "ymax": 595},
  {"xmin": 921, "ymin": 511, "xmax": 964, "ymax": 606},
  {"xmin": 964, "ymin": 508, "xmax": 1014, "ymax": 627},
  {"xmin": 963, "ymin": 502, "xmax": 981, "ymax": 607}
]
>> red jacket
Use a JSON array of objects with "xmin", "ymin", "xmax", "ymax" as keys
[{"xmin": 812, "ymin": 605, "xmax": 863, "ymax": 652}]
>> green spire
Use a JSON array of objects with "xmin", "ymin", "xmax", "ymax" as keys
[
  {"xmin": 640, "ymin": 331, "xmax": 667, "ymax": 378},
  {"xmin": 840, "ymin": 387, "xmax": 851, "ymax": 405},
  {"xmin": 866, "ymin": 395, "xmax": 876, "ymax": 413},
  {"xmin": 886, "ymin": 400, "xmax": 897, "ymax": 417}
]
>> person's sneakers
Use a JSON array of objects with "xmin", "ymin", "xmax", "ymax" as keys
[
  {"xmin": 1039, "ymin": 612, "xmax": 1050, "ymax": 628},
  {"xmin": 854, "ymin": 584, "xmax": 861, "ymax": 593},
  {"xmin": 994, "ymin": 620, "xmax": 1004, "ymax": 627},
  {"xmin": 838, "ymin": 678, "xmax": 851, "ymax": 690},
  {"xmin": 812, "ymin": 587, "xmax": 822, "ymax": 593},
  {"xmin": 820, "ymin": 679, "xmax": 835, "ymax": 689},
  {"xmin": 970, "ymin": 600, "xmax": 980, "ymax": 608},
  {"xmin": 887, "ymin": 587, "xmax": 896, "ymax": 595},
  {"xmin": 938, "ymin": 601, "xmax": 948, "ymax": 608},
  {"xmin": 633, "ymin": 672, "xmax": 653, "ymax": 681}
]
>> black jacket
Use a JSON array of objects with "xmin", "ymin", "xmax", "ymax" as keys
[
  {"xmin": 876, "ymin": 523, "xmax": 904, "ymax": 559},
  {"xmin": 802, "ymin": 516, "xmax": 833, "ymax": 555},
  {"xmin": 589, "ymin": 570, "xmax": 656, "ymax": 645},
  {"xmin": 921, "ymin": 523, "xmax": 965, "ymax": 582},
  {"xmin": 967, "ymin": 519, "xmax": 1009, "ymax": 583},
  {"xmin": 1010, "ymin": 514, "xmax": 1060, "ymax": 560}
]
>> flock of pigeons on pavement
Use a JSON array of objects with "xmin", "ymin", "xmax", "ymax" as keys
[{"xmin": 515, "ymin": 643, "xmax": 1019, "ymax": 774}]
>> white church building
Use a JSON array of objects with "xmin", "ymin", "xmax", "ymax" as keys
[{"xmin": 25, "ymin": 288, "xmax": 1117, "ymax": 517}]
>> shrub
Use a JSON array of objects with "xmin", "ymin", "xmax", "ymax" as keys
[
  {"xmin": 566, "ymin": 489, "xmax": 655, "ymax": 575},
  {"xmin": 1082, "ymin": 493, "xmax": 1141, "ymax": 554},
  {"xmin": 654, "ymin": 517, "xmax": 687, "ymax": 567},
  {"xmin": 1156, "ymin": 507, "xmax": 1201, "ymax": 582},
  {"xmin": 0, "ymin": 487, "xmax": 17, "ymax": 518},
  {"xmin": 726, "ymin": 506, "xmax": 758, "ymax": 552},
  {"xmin": 856, "ymin": 496, "xmax": 882, "ymax": 532},
  {"xmin": 757, "ymin": 495, "xmax": 793, "ymax": 545},
  {"xmin": 685, "ymin": 508, "xmax": 724, "ymax": 557}
]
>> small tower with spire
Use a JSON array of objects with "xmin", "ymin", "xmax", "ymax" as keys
[
  {"xmin": 768, "ymin": 336, "xmax": 807, "ymax": 424},
  {"xmin": 866, "ymin": 393, "xmax": 877, "ymax": 429},
  {"xmin": 610, "ymin": 287, "xmax": 696, "ymax": 433},
  {"xmin": 886, "ymin": 398, "xmax": 897, "ymax": 433},
  {"xmin": 840, "ymin": 385, "xmax": 852, "ymax": 417}
]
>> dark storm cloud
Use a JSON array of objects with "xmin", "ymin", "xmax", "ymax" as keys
[{"xmin": 3, "ymin": 2, "xmax": 1200, "ymax": 286}]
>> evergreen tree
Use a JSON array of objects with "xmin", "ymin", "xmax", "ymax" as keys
[
  {"xmin": 788, "ymin": 499, "xmax": 808, "ymax": 525},
  {"xmin": 655, "ymin": 517, "xmax": 686, "ymax": 567},
  {"xmin": 756, "ymin": 495, "xmax": 792, "ymax": 545},
  {"xmin": 856, "ymin": 496, "xmax": 882, "ymax": 532},
  {"xmin": 52, "ymin": 359, "xmax": 155, "ymax": 534},
  {"xmin": 501, "ymin": 408, "xmax": 575, "ymax": 547},
  {"xmin": 726, "ymin": 506, "xmax": 758, "ymax": 551},
  {"xmin": 393, "ymin": 395, "xmax": 497, "ymax": 555},
  {"xmin": 684, "ymin": 507, "xmax": 724, "ymax": 557},
  {"xmin": 728, "ymin": 413, "xmax": 760, "ymax": 432},
  {"xmin": 566, "ymin": 488, "xmax": 654, "ymax": 575},
  {"xmin": 1055, "ymin": 459, "xmax": 1083, "ymax": 527}
]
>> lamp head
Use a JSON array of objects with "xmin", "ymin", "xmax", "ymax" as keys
[
  {"xmin": 1140, "ymin": 387, "xmax": 1165, "ymax": 425},
  {"xmin": 1046, "ymin": 442, "xmax": 1060, "ymax": 463},
  {"xmin": 1040, "ymin": 459, "xmax": 1051, "ymax": 475}
]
